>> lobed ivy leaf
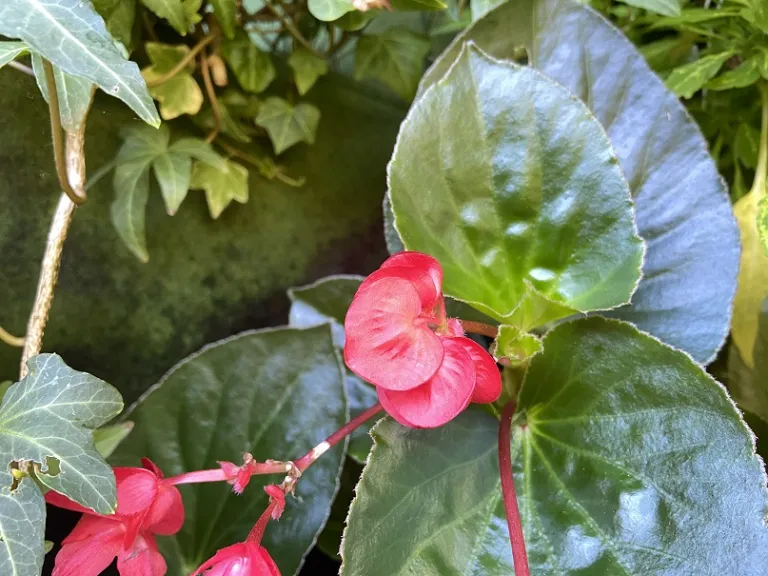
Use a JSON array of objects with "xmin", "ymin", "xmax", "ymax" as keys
[
  {"xmin": 665, "ymin": 51, "xmax": 735, "ymax": 99},
  {"xmin": 0, "ymin": 41, "xmax": 27, "ymax": 69},
  {"xmin": 189, "ymin": 158, "xmax": 249, "ymax": 219},
  {"xmin": 0, "ymin": 354, "xmax": 123, "ymax": 514},
  {"xmin": 93, "ymin": 421, "xmax": 134, "ymax": 458},
  {"xmin": 256, "ymin": 97, "xmax": 320, "ymax": 155},
  {"xmin": 0, "ymin": 0, "xmax": 159, "ymax": 127},
  {"xmin": 92, "ymin": 0, "xmax": 136, "ymax": 51},
  {"xmin": 110, "ymin": 325, "xmax": 348, "ymax": 576},
  {"xmin": 341, "ymin": 318, "xmax": 768, "ymax": 575},
  {"xmin": 390, "ymin": 44, "xmax": 644, "ymax": 325},
  {"xmin": 31, "ymin": 54, "xmax": 95, "ymax": 133},
  {"xmin": 289, "ymin": 48, "xmax": 329, "ymax": 95},
  {"xmin": 418, "ymin": 0, "xmax": 741, "ymax": 363},
  {"xmin": 355, "ymin": 29, "xmax": 431, "ymax": 100},
  {"xmin": 308, "ymin": 0, "xmax": 354, "ymax": 22},
  {"xmin": 221, "ymin": 31, "xmax": 275, "ymax": 94},
  {"xmin": 142, "ymin": 43, "xmax": 204, "ymax": 120},
  {"xmin": 0, "ymin": 469, "xmax": 46, "ymax": 576},
  {"xmin": 141, "ymin": 0, "xmax": 191, "ymax": 35},
  {"xmin": 211, "ymin": 0, "xmax": 239, "ymax": 39}
]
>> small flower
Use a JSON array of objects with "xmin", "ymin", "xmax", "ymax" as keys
[
  {"xmin": 217, "ymin": 455, "xmax": 297, "ymax": 495},
  {"xmin": 46, "ymin": 458, "xmax": 184, "ymax": 576},
  {"xmin": 344, "ymin": 252, "xmax": 501, "ymax": 428},
  {"xmin": 263, "ymin": 485, "xmax": 286, "ymax": 520},
  {"xmin": 192, "ymin": 540, "xmax": 280, "ymax": 576}
]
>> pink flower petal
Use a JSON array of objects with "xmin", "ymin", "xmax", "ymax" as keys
[
  {"xmin": 192, "ymin": 541, "xmax": 281, "ymax": 576},
  {"xmin": 345, "ymin": 276, "xmax": 443, "ymax": 391},
  {"xmin": 45, "ymin": 491, "xmax": 98, "ymax": 516},
  {"xmin": 256, "ymin": 546, "xmax": 281, "ymax": 576},
  {"xmin": 380, "ymin": 252, "xmax": 443, "ymax": 296},
  {"xmin": 377, "ymin": 338, "xmax": 476, "ymax": 428},
  {"xmin": 454, "ymin": 337, "xmax": 502, "ymax": 403},
  {"xmin": 141, "ymin": 458, "xmax": 164, "ymax": 478},
  {"xmin": 115, "ymin": 469, "xmax": 158, "ymax": 518},
  {"xmin": 53, "ymin": 517, "xmax": 123, "ymax": 576},
  {"xmin": 359, "ymin": 266, "xmax": 440, "ymax": 313},
  {"xmin": 144, "ymin": 484, "xmax": 184, "ymax": 536},
  {"xmin": 117, "ymin": 533, "xmax": 167, "ymax": 576}
]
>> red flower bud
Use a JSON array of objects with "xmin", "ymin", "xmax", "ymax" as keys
[{"xmin": 192, "ymin": 540, "xmax": 280, "ymax": 576}]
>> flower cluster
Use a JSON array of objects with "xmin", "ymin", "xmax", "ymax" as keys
[{"xmin": 344, "ymin": 252, "xmax": 501, "ymax": 428}]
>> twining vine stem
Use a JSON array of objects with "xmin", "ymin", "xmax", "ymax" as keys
[
  {"xmin": 0, "ymin": 326, "xmax": 24, "ymax": 348},
  {"xmin": 200, "ymin": 52, "xmax": 222, "ymax": 144},
  {"xmin": 498, "ymin": 401, "xmax": 530, "ymax": 576}
]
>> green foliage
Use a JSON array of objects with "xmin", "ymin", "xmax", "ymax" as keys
[
  {"xmin": 31, "ymin": 55, "xmax": 95, "ymax": 133},
  {"xmin": 0, "ymin": 468, "xmax": 45, "ymax": 576},
  {"xmin": 289, "ymin": 48, "xmax": 330, "ymax": 95},
  {"xmin": 342, "ymin": 319, "xmax": 768, "ymax": 574},
  {"xmin": 92, "ymin": 422, "xmax": 134, "ymax": 458},
  {"xmin": 616, "ymin": 0, "xmax": 681, "ymax": 16},
  {"xmin": 256, "ymin": 97, "xmax": 321, "ymax": 154},
  {"xmin": 142, "ymin": 43, "xmax": 204, "ymax": 120},
  {"xmin": 211, "ymin": 0, "xmax": 239, "ymax": 39},
  {"xmin": 308, "ymin": 0, "xmax": 355, "ymax": 22},
  {"xmin": 0, "ymin": 0, "xmax": 159, "ymax": 126},
  {"xmin": 666, "ymin": 51, "xmax": 735, "ymax": 99},
  {"xmin": 221, "ymin": 31, "xmax": 276, "ymax": 94},
  {"xmin": 0, "ymin": 355, "xmax": 123, "ymax": 514},
  {"xmin": 91, "ymin": 0, "xmax": 136, "ymax": 50},
  {"xmin": 0, "ymin": 42, "xmax": 27, "ymax": 69},
  {"xmin": 141, "ymin": 0, "xmax": 198, "ymax": 35},
  {"xmin": 494, "ymin": 324, "xmax": 542, "ymax": 364},
  {"xmin": 188, "ymin": 158, "xmax": 249, "ymax": 218},
  {"xmin": 111, "ymin": 325, "xmax": 348, "ymax": 575},
  {"xmin": 355, "ymin": 29, "xmax": 431, "ymax": 100}
]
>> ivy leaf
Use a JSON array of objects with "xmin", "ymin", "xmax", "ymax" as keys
[
  {"xmin": 0, "ymin": 354, "xmax": 123, "ymax": 514},
  {"xmin": 93, "ymin": 422, "xmax": 134, "ymax": 458},
  {"xmin": 211, "ymin": 0, "xmax": 238, "ymax": 39},
  {"xmin": 110, "ymin": 325, "xmax": 348, "ymax": 576},
  {"xmin": 289, "ymin": 48, "xmax": 329, "ymax": 95},
  {"xmin": 0, "ymin": 0, "xmax": 159, "ymax": 127},
  {"xmin": 493, "ymin": 324, "xmax": 542, "ymax": 364},
  {"xmin": 615, "ymin": 0, "xmax": 681, "ymax": 17},
  {"xmin": 665, "ymin": 51, "xmax": 735, "ymax": 99},
  {"xmin": 706, "ymin": 55, "xmax": 762, "ymax": 91},
  {"xmin": 92, "ymin": 0, "xmax": 136, "ymax": 51},
  {"xmin": 256, "ymin": 97, "xmax": 320, "ymax": 154},
  {"xmin": 390, "ymin": 44, "xmax": 643, "ymax": 325},
  {"xmin": 0, "ymin": 41, "xmax": 27, "ymax": 68},
  {"xmin": 341, "ymin": 318, "xmax": 768, "ymax": 574},
  {"xmin": 31, "ymin": 54, "xmax": 95, "ymax": 133},
  {"xmin": 141, "ymin": 0, "xmax": 190, "ymax": 35},
  {"xmin": 308, "ymin": 0, "xmax": 354, "ymax": 22},
  {"xmin": 189, "ymin": 159, "xmax": 249, "ymax": 219},
  {"xmin": 0, "ymin": 470, "xmax": 46, "ymax": 576},
  {"xmin": 355, "ymin": 29, "xmax": 431, "ymax": 100},
  {"xmin": 221, "ymin": 31, "xmax": 275, "ymax": 94},
  {"xmin": 142, "ymin": 43, "xmax": 204, "ymax": 120},
  {"xmin": 419, "ymin": 0, "xmax": 740, "ymax": 363}
]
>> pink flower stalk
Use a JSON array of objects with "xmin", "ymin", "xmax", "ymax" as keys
[
  {"xmin": 46, "ymin": 458, "xmax": 183, "ymax": 576},
  {"xmin": 344, "ymin": 251, "xmax": 501, "ymax": 428}
]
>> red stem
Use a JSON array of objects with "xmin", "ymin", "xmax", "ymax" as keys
[
  {"xmin": 163, "ymin": 460, "xmax": 290, "ymax": 486},
  {"xmin": 459, "ymin": 320, "xmax": 498, "ymax": 339},
  {"xmin": 247, "ymin": 499, "xmax": 278, "ymax": 544},
  {"xmin": 498, "ymin": 401, "xmax": 530, "ymax": 576}
]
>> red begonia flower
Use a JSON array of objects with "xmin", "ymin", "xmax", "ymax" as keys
[
  {"xmin": 344, "ymin": 251, "xmax": 501, "ymax": 428},
  {"xmin": 191, "ymin": 540, "xmax": 280, "ymax": 576},
  {"xmin": 46, "ymin": 458, "xmax": 183, "ymax": 576}
]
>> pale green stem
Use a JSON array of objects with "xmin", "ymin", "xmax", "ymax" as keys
[{"xmin": 749, "ymin": 83, "xmax": 768, "ymax": 204}]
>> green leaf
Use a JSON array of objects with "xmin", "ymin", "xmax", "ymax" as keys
[
  {"xmin": 736, "ymin": 122, "xmax": 761, "ymax": 169},
  {"xmin": 141, "ymin": 0, "xmax": 189, "ymax": 35},
  {"xmin": 142, "ymin": 43, "xmax": 204, "ymax": 120},
  {"xmin": 390, "ymin": 44, "xmax": 643, "ymax": 325},
  {"xmin": 760, "ymin": 195, "xmax": 768, "ymax": 254},
  {"xmin": 418, "ymin": 0, "xmax": 741, "ymax": 363},
  {"xmin": 31, "ymin": 54, "xmax": 95, "ymax": 133},
  {"xmin": 729, "ymin": 297, "xmax": 768, "ymax": 424},
  {"xmin": 0, "ymin": 382, "xmax": 11, "ymax": 402},
  {"xmin": 189, "ymin": 159, "xmax": 249, "ymax": 218},
  {"xmin": 308, "ymin": 0, "xmax": 354, "ymax": 22},
  {"xmin": 92, "ymin": 0, "xmax": 136, "ymax": 51},
  {"xmin": 0, "ymin": 470, "xmax": 46, "ymax": 576},
  {"xmin": 110, "ymin": 325, "xmax": 348, "ymax": 576},
  {"xmin": 355, "ymin": 29, "xmax": 430, "ymax": 100},
  {"xmin": 211, "ymin": 0, "xmax": 238, "ymax": 38},
  {"xmin": 111, "ymin": 154, "xmax": 151, "ymax": 262},
  {"xmin": 471, "ymin": 0, "xmax": 504, "ymax": 21},
  {"xmin": 390, "ymin": 0, "xmax": 446, "ymax": 10},
  {"xmin": 289, "ymin": 48, "xmax": 329, "ymax": 95},
  {"xmin": 493, "ymin": 324, "xmax": 542, "ymax": 363},
  {"xmin": 93, "ymin": 422, "xmax": 134, "ymax": 458},
  {"xmin": 383, "ymin": 195, "xmax": 405, "ymax": 254},
  {"xmin": 341, "ymin": 318, "xmax": 768, "ymax": 575},
  {"xmin": 316, "ymin": 460, "xmax": 361, "ymax": 560},
  {"xmin": 0, "ymin": 354, "xmax": 123, "ymax": 514},
  {"xmin": 665, "ymin": 51, "xmax": 735, "ymax": 99},
  {"xmin": 221, "ymin": 31, "xmax": 275, "ymax": 94},
  {"xmin": 0, "ymin": 41, "xmax": 27, "ymax": 69},
  {"xmin": 706, "ymin": 56, "xmax": 762, "ymax": 91},
  {"xmin": 742, "ymin": 0, "xmax": 768, "ymax": 34},
  {"xmin": 0, "ymin": 0, "xmax": 159, "ymax": 127},
  {"xmin": 615, "ymin": 0, "xmax": 681, "ymax": 17},
  {"xmin": 256, "ymin": 97, "xmax": 320, "ymax": 154}
]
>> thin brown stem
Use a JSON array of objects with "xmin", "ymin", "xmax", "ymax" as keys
[
  {"xmin": 20, "ymin": 127, "xmax": 88, "ymax": 377},
  {"xmin": 0, "ymin": 326, "xmax": 25, "ymax": 348},
  {"xmin": 200, "ymin": 52, "xmax": 221, "ymax": 144},
  {"xmin": 498, "ymin": 401, "xmax": 530, "ymax": 576},
  {"xmin": 43, "ymin": 60, "xmax": 85, "ymax": 206},
  {"xmin": 265, "ymin": 1, "xmax": 324, "ymax": 59},
  {"xmin": 8, "ymin": 60, "xmax": 34, "ymax": 76},
  {"xmin": 459, "ymin": 320, "xmax": 498, "ymax": 338},
  {"xmin": 145, "ymin": 32, "xmax": 218, "ymax": 87}
]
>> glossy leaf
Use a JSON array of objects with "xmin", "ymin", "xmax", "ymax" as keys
[
  {"xmin": 256, "ymin": 97, "xmax": 320, "ymax": 154},
  {"xmin": 342, "ymin": 318, "xmax": 768, "ymax": 575},
  {"xmin": 729, "ymin": 297, "xmax": 768, "ymax": 424},
  {"xmin": 0, "ymin": 0, "xmax": 159, "ymax": 126},
  {"xmin": 92, "ymin": 0, "xmax": 136, "ymax": 50},
  {"xmin": 470, "ymin": 0, "xmax": 503, "ymax": 21},
  {"xmin": 390, "ymin": 44, "xmax": 643, "ymax": 325},
  {"xmin": 419, "ymin": 0, "xmax": 740, "ymax": 363},
  {"xmin": 93, "ymin": 422, "xmax": 134, "ymax": 458},
  {"xmin": 616, "ymin": 0, "xmax": 681, "ymax": 17},
  {"xmin": 308, "ymin": 0, "xmax": 354, "ymax": 22},
  {"xmin": 355, "ymin": 29, "xmax": 431, "ymax": 100},
  {"xmin": 0, "ymin": 354, "xmax": 122, "ymax": 514},
  {"xmin": 289, "ymin": 48, "xmax": 329, "ymax": 95},
  {"xmin": 31, "ymin": 54, "xmax": 95, "ymax": 133},
  {"xmin": 110, "ymin": 325, "xmax": 348, "ymax": 576},
  {"xmin": 493, "ymin": 324, "xmax": 542, "ymax": 363},
  {"xmin": 212, "ymin": 0, "xmax": 238, "ymax": 38},
  {"xmin": 0, "ymin": 470, "xmax": 45, "ymax": 576},
  {"xmin": 666, "ymin": 51, "xmax": 735, "ymax": 99},
  {"xmin": 0, "ymin": 41, "xmax": 27, "ymax": 69},
  {"xmin": 189, "ymin": 158, "xmax": 249, "ymax": 219},
  {"xmin": 221, "ymin": 31, "xmax": 275, "ymax": 94},
  {"xmin": 141, "ymin": 0, "xmax": 189, "ymax": 35}
]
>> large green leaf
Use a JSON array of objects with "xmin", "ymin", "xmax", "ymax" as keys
[
  {"xmin": 0, "ymin": 354, "xmax": 123, "ymax": 514},
  {"xmin": 417, "ymin": 0, "xmax": 740, "ymax": 363},
  {"xmin": 221, "ymin": 31, "xmax": 275, "ymax": 94},
  {"xmin": 0, "ymin": 42, "xmax": 28, "ymax": 68},
  {"xmin": 355, "ymin": 29, "xmax": 431, "ymax": 100},
  {"xmin": 0, "ymin": 470, "xmax": 46, "ymax": 576},
  {"xmin": 0, "ymin": 0, "xmax": 159, "ymax": 126},
  {"xmin": 31, "ymin": 54, "xmax": 95, "ymax": 133},
  {"xmin": 390, "ymin": 44, "xmax": 643, "ymax": 325},
  {"xmin": 256, "ymin": 97, "xmax": 321, "ymax": 155},
  {"xmin": 111, "ymin": 325, "xmax": 348, "ymax": 575},
  {"xmin": 341, "ymin": 318, "xmax": 768, "ymax": 575}
]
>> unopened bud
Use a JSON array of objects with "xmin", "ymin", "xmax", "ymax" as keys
[
  {"xmin": 352, "ymin": 0, "xmax": 391, "ymax": 11},
  {"xmin": 208, "ymin": 54, "xmax": 228, "ymax": 87}
]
